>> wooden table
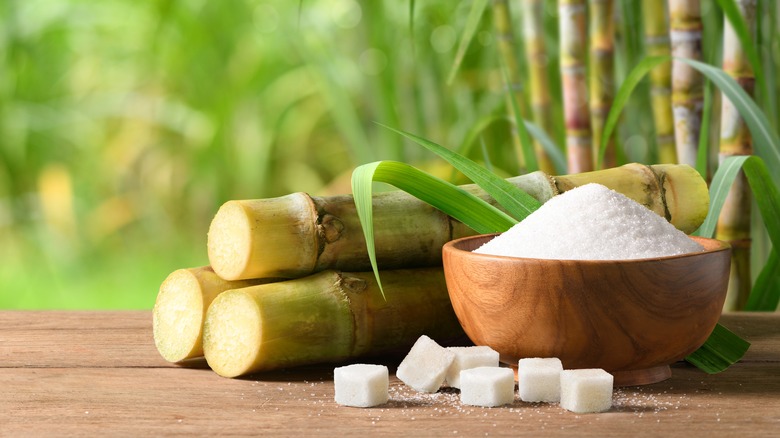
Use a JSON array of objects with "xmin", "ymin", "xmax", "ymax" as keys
[{"xmin": 1, "ymin": 312, "xmax": 778, "ymax": 436}]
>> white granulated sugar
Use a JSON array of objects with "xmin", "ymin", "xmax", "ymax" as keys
[{"xmin": 475, "ymin": 183, "xmax": 704, "ymax": 260}]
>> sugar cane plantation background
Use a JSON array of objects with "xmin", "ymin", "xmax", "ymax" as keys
[{"xmin": 0, "ymin": 0, "xmax": 777, "ymax": 309}]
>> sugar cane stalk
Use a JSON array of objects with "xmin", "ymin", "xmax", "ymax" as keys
[
  {"xmin": 560, "ymin": 0, "xmax": 593, "ymax": 172},
  {"xmin": 202, "ymin": 268, "xmax": 464, "ymax": 378},
  {"xmin": 668, "ymin": 0, "xmax": 704, "ymax": 168},
  {"xmin": 153, "ymin": 267, "xmax": 274, "ymax": 363},
  {"xmin": 589, "ymin": 0, "xmax": 616, "ymax": 168},
  {"xmin": 521, "ymin": 0, "xmax": 557, "ymax": 173},
  {"xmin": 717, "ymin": 0, "xmax": 757, "ymax": 311},
  {"xmin": 207, "ymin": 163, "xmax": 709, "ymax": 281},
  {"xmin": 642, "ymin": 0, "xmax": 678, "ymax": 164}
]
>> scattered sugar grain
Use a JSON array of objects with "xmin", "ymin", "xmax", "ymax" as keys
[{"xmin": 474, "ymin": 184, "xmax": 703, "ymax": 260}]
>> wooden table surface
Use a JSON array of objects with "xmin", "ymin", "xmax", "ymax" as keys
[{"xmin": 1, "ymin": 311, "xmax": 778, "ymax": 436}]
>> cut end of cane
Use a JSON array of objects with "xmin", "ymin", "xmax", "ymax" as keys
[
  {"xmin": 153, "ymin": 269, "xmax": 206, "ymax": 363},
  {"xmin": 655, "ymin": 163, "xmax": 710, "ymax": 234},
  {"xmin": 203, "ymin": 290, "xmax": 262, "ymax": 378},
  {"xmin": 208, "ymin": 201, "xmax": 253, "ymax": 281}
]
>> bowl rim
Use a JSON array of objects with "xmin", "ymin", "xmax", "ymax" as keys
[{"xmin": 443, "ymin": 234, "xmax": 731, "ymax": 265}]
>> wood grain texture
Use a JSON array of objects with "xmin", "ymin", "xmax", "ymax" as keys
[
  {"xmin": 0, "ymin": 311, "xmax": 778, "ymax": 436},
  {"xmin": 443, "ymin": 235, "xmax": 731, "ymax": 384}
]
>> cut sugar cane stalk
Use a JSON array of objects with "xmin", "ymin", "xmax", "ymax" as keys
[
  {"xmin": 202, "ymin": 268, "xmax": 464, "ymax": 378},
  {"xmin": 208, "ymin": 163, "xmax": 709, "ymax": 280},
  {"xmin": 153, "ymin": 267, "xmax": 274, "ymax": 363}
]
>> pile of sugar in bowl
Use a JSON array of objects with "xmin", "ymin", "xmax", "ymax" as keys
[{"xmin": 474, "ymin": 183, "xmax": 704, "ymax": 260}]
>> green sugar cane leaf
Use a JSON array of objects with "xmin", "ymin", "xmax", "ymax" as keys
[
  {"xmin": 696, "ymin": 155, "xmax": 780, "ymax": 311},
  {"xmin": 598, "ymin": 56, "xmax": 669, "ymax": 168},
  {"xmin": 447, "ymin": 0, "xmax": 488, "ymax": 85},
  {"xmin": 677, "ymin": 58, "xmax": 780, "ymax": 188},
  {"xmin": 745, "ymin": 249, "xmax": 780, "ymax": 311},
  {"xmin": 523, "ymin": 120, "xmax": 566, "ymax": 175},
  {"xmin": 502, "ymin": 66, "xmax": 539, "ymax": 173},
  {"xmin": 601, "ymin": 56, "xmax": 780, "ymax": 184},
  {"xmin": 693, "ymin": 155, "xmax": 750, "ymax": 238},
  {"xmin": 453, "ymin": 112, "xmax": 508, "ymax": 174},
  {"xmin": 714, "ymin": 0, "xmax": 766, "ymax": 100},
  {"xmin": 351, "ymin": 160, "xmax": 518, "ymax": 297},
  {"xmin": 379, "ymin": 124, "xmax": 542, "ymax": 221},
  {"xmin": 742, "ymin": 157, "xmax": 780, "ymax": 254},
  {"xmin": 453, "ymin": 114, "xmax": 565, "ymax": 177},
  {"xmin": 685, "ymin": 323, "xmax": 750, "ymax": 374},
  {"xmin": 479, "ymin": 138, "xmax": 494, "ymax": 173},
  {"xmin": 696, "ymin": 80, "xmax": 713, "ymax": 179}
]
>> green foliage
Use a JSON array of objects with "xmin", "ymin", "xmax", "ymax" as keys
[{"xmin": 2, "ymin": 0, "xmax": 779, "ymax": 310}]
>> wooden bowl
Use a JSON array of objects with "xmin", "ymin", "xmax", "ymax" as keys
[{"xmin": 442, "ymin": 234, "xmax": 731, "ymax": 386}]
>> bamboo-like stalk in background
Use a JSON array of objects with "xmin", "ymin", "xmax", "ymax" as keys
[
  {"xmin": 492, "ymin": 0, "xmax": 531, "ymax": 171},
  {"xmin": 668, "ymin": 0, "xmax": 705, "ymax": 168},
  {"xmin": 642, "ymin": 0, "xmax": 678, "ymax": 164},
  {"xmin": 559, "ymin": 0, "xmax": 593, "ymax": 173},
  {"xmin": 588, "ymin": 0, "xmax": 616, "ymax": 168},
  {"xmin": 153, "ymin": 267, "xmax": 274, "ymax": 363},
  {"xmin": 202, "ymin": 268, "xmax": 465, "ymax": 377},
  {"xmin": 717, "ymin": 0, "xmax": 757, "ymax": 311},
  {"xmin": 521, "ymin": 0, "xmax": 556, "ymax": 173},
  {"xmin": 207, "ymin": 163, "xmax": 709, "ymax": 281}
]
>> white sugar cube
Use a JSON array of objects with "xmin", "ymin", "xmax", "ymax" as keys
[
  {"xmin": 445, "ymin": 346, "xmax": 500, "ymax": 389},
  {"xmin": 334, "ymin": 364, "xmax": 389, "ymax": 408},
  {"xmin": 560, "ymin": 368, "xmax": 614, "ymax": 413},
  {"xmin": 396, "ymin": 335, "xmax": 455, "ymax": 393},
  {"xmin": 460, "ymin": 367, "xmax": 516, "ymax": 407},
  {"xmin": 517, "ymin": 357, "xmax": 563, "ymax": 402}
]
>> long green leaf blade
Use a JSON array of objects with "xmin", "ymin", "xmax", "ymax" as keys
[
  {"xmin": 695, "ymin": 155, "xmax": 780, "ymax": 311},
  {"xmin": 380, "ymin": 125, "xmax": 542, "ymax": 220},
  {"xmin": 501, "ymin": 66, "xmax": 539, "ymax": 173},
  {"xmin": 745, "ymin": 249, "xmax": 780, "ymax": 311},
  {"xmin": 447, "ymin": 0, "xmax": 488, "ymax": 85},
  {"xmin": 598, "ymin": 56, "xmax": 668, "ymax": 168},
  {"xmin": 694, "ymin": 155, "xmax": 750, "ymax": 238},
  {"xmin": 743, "ymin": 157, "xmax": 780, "ymax": 253},
  {"xmin": 524, "ymin": 120, "xmax": 566, "ymax": 175},
  {"xmin": 678, "ymin": 58, "xmax": 780, "ymax": 187},
  {"xmin": 695, "ymin": 81, "xmax": 713, "ymax": 179},
  {"xmin": 602, "ymin": 56, "xmax": 780, "ymax": 186},
  {"xmin": 685, "ymin": 323, "xmax": 751, "ymax": 374},
  {"xmin": 351, "ymin": 160, "xmax": 518, "ymax": 296}
]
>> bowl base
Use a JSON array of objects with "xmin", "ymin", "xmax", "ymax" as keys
[{"xmin": 612, "ymin": 365, "xmax": 671, "ymax": 386}]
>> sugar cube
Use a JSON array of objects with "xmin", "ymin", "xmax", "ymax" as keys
[
  {"xmin": 459, "ymin": 367, "xmax": 516, "ymax": 407},
  {"xmin": 517, "ymin": 357, "xmax": 563, "ymax": 402},
  {"xmin": 334, "ymin": 364, "xmax": 389, "ymax": 408},
  {"xmin": 396, "ymin": 335, "xmax": 455, "ymax": 393},
  {"xmin": 559, "ymin": 368, "xmax": 614, "ymax": 413},
  {"xmin": 445, "ymin": 346, "xmax": 500, "ymax": 389}
]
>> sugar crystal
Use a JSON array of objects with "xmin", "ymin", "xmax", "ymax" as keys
[{"xmin": 474, "ymin": 184, "xmax": 703, "ymax": 260}]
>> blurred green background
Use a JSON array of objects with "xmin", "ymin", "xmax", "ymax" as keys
[
  {"xmin": 1, "ymin": 1, "xmax": 775, "ymax": 309},
  {"xmin": 1, "ymin": 0, "xmax": 523, "ymax": 308}
]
